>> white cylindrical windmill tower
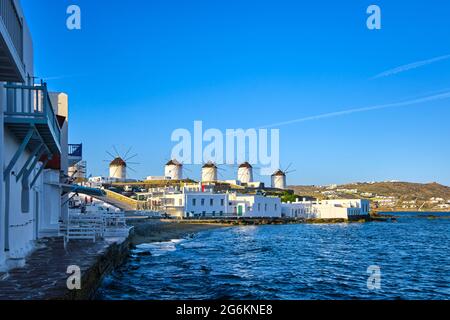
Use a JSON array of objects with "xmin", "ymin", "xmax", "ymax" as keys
[
  {"xmin": 202, "ymin": 162, "xmax": 218, "ymax": 182},
  {"xmin": 109, "ymin": 157, "xmax": 127, "ymax": 181},
  {"xmin": 165, "ymin": 160, "xmax": 183, "ymax": 180},
  {"xmin": 271, "ymin": 169, "xmax": 287, "ymax": 189},
  {"xmin": 238, "ymin": 162, "xmax": 254, "ymax": 184}
]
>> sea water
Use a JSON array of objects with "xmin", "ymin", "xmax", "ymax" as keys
[{"xmin": 97, "ymin": 213, "xmax": 450, "ymax": 300}]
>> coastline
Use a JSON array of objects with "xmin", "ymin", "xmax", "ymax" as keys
[
  {"xmin": 126, "ymin": 216, "xmax": 390, "ymax": 247},
  {"xmin": 128, "ymin": 219, "xmax": 227, "ymax": 246}
]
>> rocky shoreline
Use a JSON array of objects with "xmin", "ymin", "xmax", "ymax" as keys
[{"xmin": 127, "ymin": 219, "xmax": 226, "ymax": 246}]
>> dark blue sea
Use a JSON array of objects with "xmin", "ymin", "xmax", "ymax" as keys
[{"xmin": 97, "ymin": 213, "xmax": 450, "ymax": 300}]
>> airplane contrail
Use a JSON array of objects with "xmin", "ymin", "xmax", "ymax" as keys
[
  {"xmin": 41, "ymin": 74, "xmax": 86, "ymax": 81},
  {"xmin": 372, "ymin": 54, "xmax": 450, "ymax": 79},
  {"xmin": 260, "ymin": 90, "xmax": 450, "ymax": 129}
]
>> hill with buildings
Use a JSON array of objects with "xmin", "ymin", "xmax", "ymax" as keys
[{"xmin": 289, "ymin": 182, "xmax": 450, "ymax": 212}]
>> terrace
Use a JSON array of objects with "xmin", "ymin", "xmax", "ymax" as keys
[{"xmin": 4, "ymin": 82, "xmax": 62, "ymax": 156}]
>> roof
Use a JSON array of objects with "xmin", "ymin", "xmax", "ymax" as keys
[
  {"xmin": 166, "ymin": 159, "xmax": 182, "ymax": 167},
  {"xmin": 202, "ymin": 162, "xmax": 217, "ymax": 169},
  {"xmin": 110, "ymin": 157, "xmax": 126, "ymax": 167},
  {"xmin": 272, "ymin": 170, "xmax": 286, "ymax": 177},
  {"xmin": 239, "ymin": 162, "xmax": 253, "ymax": 169}
]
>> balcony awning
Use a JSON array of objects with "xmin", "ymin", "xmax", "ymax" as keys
[
  {"xmin": 66, "ymin": 185, "xmax": 106, "ymax": 197},
  {"xmin": 46, "ymin": 183, "xmax": 106, "ymax": 197}
]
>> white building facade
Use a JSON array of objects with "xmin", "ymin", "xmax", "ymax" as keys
[
  {"xmin": 228, "ymin": 193, "xmax": 282, "ymax": 218},
  {"xmin": 1, "ymin": 1, "xmax": 69, "ymax": 271},
  {"xmin": 159, "ymin": 187, "xmax": 282, "ymax": 219},
  {"xmin": 282, "ymin": 199, "xmax": 370, "ymax": 220}
]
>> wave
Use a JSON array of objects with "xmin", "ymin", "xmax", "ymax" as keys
[{"xmin": 135, "ymin": 239, "xmax": 186, "ymax": 257}]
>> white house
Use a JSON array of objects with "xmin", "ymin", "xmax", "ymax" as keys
[
  {"xmin": 228, "ymin": 193, "xmax": 282, "ymax": 218},
  {"xmin": 151, "ymin": 184, "xmax": 282, "ymax": 219},
  {"xmin": 282, "ymin": 199, "xmax": 371, "ymax": 220},
  {"xmin": 281, "ymin": 201, "xmax": 314, "ymax": 219},
  {"xmin": 0, "ymin": 0, "xmax": 74, "ymax": 271},
  {"xmin": 163, "ymin": 192, "xmax": 229, "ymax": 218}
]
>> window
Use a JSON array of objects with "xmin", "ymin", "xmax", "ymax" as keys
[
  {"xmin": 192, "ymin": 199, "xmax": 196, "ymax": 206},
  {"xmin": 210, "ymin": 199, "xmax": 214, "ymax": 206},
  {"xmin": 179, "ymin": 199, "xmax": 182, "ymax": 206},
  {"xmin": 201, "ymin": 199, "xmax": 205, "ymax": 206},
  {"xmin": 265, "ymin": 204, "xmax": 268, "ymax": 211},
  {"xmin": 275, "ymin": 204, "xmax": 278, "ymax": 211},
  {"xmin": 221, "ymin": 199, "xmax": 225, "ymax": 206},
  {"xmin": 258, "ymin": 203, "xmax": 261, "ymax": 211}
]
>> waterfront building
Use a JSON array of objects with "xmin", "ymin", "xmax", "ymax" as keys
[
  {"xmin": 164, "ymin": 191, "xmax": 229, "ymax": 218},
  {"xmin": 0, "ymin": 0, "xmax": 66, "ymax": 270},
  {"xmin": 281, "ymin": 200, "xmax": 314, "ymax": 219},
  {"xmin": 137, "ymin": 182, "xmax": 282, "ymax": 219},
  {"xmin": 282, "ymin": 199, "xmax": 370, "ymax": 220},
  {"xmin": 0, "ymin": 0, "xmax": 96, "ymax": 271},
  {"xmin": 228, "ymin": 193, "xmax": 282, "ymax": 218}
]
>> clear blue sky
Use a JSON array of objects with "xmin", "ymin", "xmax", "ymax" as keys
[{"xmin": 21, "ymin": 0, "xmax": 450, "ymax": 186}]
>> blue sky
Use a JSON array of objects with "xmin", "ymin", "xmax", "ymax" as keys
[{"xmin": 21, "ymin": 0, "xmax": 450, "ymax": 186}]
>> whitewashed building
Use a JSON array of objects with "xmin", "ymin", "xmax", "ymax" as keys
[
  {"xmin": 228, "ymin": 193, "xmax": 282, "ymax": 218},
  {"xmin": 148, "ymin": 184, "xmax": 282, "ymax": 219},
  {"xmin": 0, "ymin": 0, "xmax": 76, "ymax": 271},
  {"xmin": 164, "ymin": 192, "xmax": 229, "ymax": 218},
  {"xmin": 282, "ymin": 199, "xmax": 370, "ymax": 220}
]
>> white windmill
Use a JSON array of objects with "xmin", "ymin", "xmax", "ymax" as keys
[
  {"xmin": 201, "ymin": 162, "xmax": 218, "ymax": 182},
  {"xmin": 238, "ymin": 162, "xmax": 254, "ymax": 184},
  {"xmin": 165, "ymin": 159, "xmax": 183, "ymax": 180},
  {"xmin": 271, "ymin": 163, "xmax": 296, "ymax": 190},
  {"xmin": 105, "ymin": 146, "xmax": 139, "ymax": 182}
]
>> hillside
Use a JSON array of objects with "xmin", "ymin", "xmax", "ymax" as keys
[{"xmin": 289, "ymin": 182, "xmax": 450, "ymax": 212}]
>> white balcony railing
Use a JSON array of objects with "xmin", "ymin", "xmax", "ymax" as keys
[{"xmin": 4, "ymin": 82, "xmax": 61, "ymax": 153}]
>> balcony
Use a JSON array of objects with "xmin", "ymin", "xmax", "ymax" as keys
[
  {"xmin": 4, "ymin": 82, "xmax": 62, "ymax": 155},
  {"xmin": 68, "ymin": 144, "xmax": 83, "ymax": 167},
  {"xmin": 0, "ymin": 0, "xmax": 25, "ymax": 82}
]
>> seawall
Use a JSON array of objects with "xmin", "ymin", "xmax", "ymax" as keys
[{"xmin": 0, "ymin": 232, "xmax": 132, "ymax": 300}]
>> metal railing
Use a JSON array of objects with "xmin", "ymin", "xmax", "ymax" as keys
[
  {"xmin": 4, "ymin": 82, "xmax": 61, "ymax": 145},
  {"xmin": 0, "ymin": 0, "xmax": 23, "ymax": 61},
  {"xmin": 69, "ymin": 144, "xmax": 83, "ymax": 157}
]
